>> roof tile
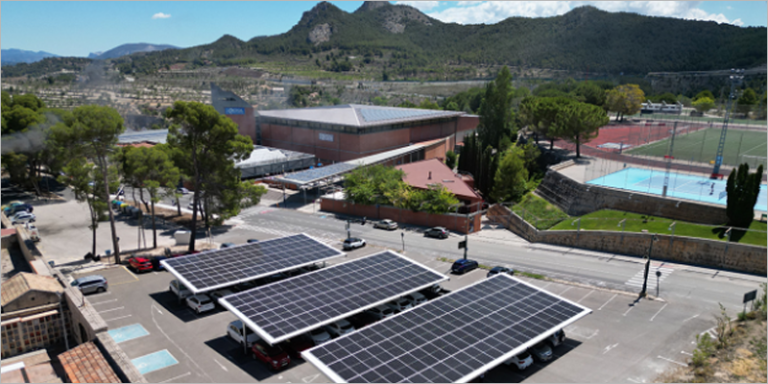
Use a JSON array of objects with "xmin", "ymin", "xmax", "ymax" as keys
[{"xmin": 57, "ymin": 342, "xmax": 121, "ymax": 383}]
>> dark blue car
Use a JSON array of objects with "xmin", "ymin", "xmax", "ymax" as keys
[
  {"xmin": 487, "ymin": 266, "xmax": 514, "ymax": 278},
  {"xmin": 151, "ymin": 256, "xmax": 167, "ymax": 271},
  {"xmin": 451, "ymin": 259, "xmax": 479, "ymax": 274}
]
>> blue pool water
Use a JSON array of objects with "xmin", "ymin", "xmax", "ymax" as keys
[
  {"xmin": 131, "ymin": 350, "xmax": 178, "ymax": 375},
  {"xmin": 587, "ymin": 167, "xmax": 768, "ymax": 212},
  {"xmin": 107, "ymin": 324, "xmax": 149, "ymax": 343}
]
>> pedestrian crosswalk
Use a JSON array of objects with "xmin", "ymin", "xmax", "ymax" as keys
[
  {"xmin": 625, "ymin": 264, "xmax": 675, "ymax": 289},
  {"xmin": 235, "ymin": 223, "xmax": 340, "ymax": 245}
]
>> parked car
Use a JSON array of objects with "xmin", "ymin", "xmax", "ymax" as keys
[
  {"xmin": 10, "ymin": 212, "xmax": 36, "ymax": 225},
  {"xmin": 233, "ymin": 280, "xmax": 259, "ymax": 292},
  {"xmin": 348, "ymin": 312, "xmax": 378, "ymax": 330},
  {"xmin": 374, "ymin": 219, "xmax": 398, "ymax": 230},
  {"xmin": 283, "ymin": 335, "xmax": 315, "ymax": 359},
  {"xmin": 324, "ymin": 319, "xmax": 356, "ymax": 337},
  {"xmin": 25, "ymin": 223, "xmax": 40, "ymax": 242},
  {"xmin": 176, "ymin": 187, "xmax": 190, "ymax": 195},
  {"xmin": 209, "ymin": 289, "xmax": 236, "ymax": 303},
  {"xmin": 405, "ymin": 292, "xmax": 427, "ymax": 307},
  {"xmin": 487, "ymin": 266, "xmax": 514, "ymax": 278},
  {"xmin": 386, "ymin": 297, "xmax": 413, "ymax": 313},
  {"xmin": 424, "ymin": 227, "xmax": 449, "ymax": 239},
  {"xmin": 70, "ymin": 275, "xmax": 108, "ymax": 294},
  {"xmin": 220, "ymin": 242, "xmax": 236, "ymax": 249},
  {"xmin": 529, "ymin": 341, "xmax": 553, "ymax": 362},
  {"xmin": 252, "ymin": 341, "xmax": 291, "ymax": 371},
  {"xmin": 247, "ymin": 239, "xmax": 260, "ymax": 244},
  {"xmin": 547, "ymin": 329, "xmax": 566, "ymax": 348},
  {"xmin": 186, "ymin": 294, "xmax": 215, "ymax": 314},
  {"xmin": 504, "ymin": 351, "xmax": 534, "ymax": 370},
  {"xmin": 451, "ymin": 259, "xmax": 479, "ymax": 274},
  {"xmin": 169, "ymin": 279, "xmax": 191, "ymax": 299},
  {"xmin": 309, "ymin": 328, "xmax": 332, "ymax": 345},
  {"xmin": 128, "ymin": 257, "xmax": 153, "ymax": 273},
  {"xmin": 365, "ymin": 305, "xmax": 396, "ymax": 320},
  {"xmin": 4, "ymin": 203, "xmax": 33, "ymax": 216},
  {"xmin": 227, "ymin": 320, "xmax": 261, "ymax": 347},
  {"xmin": 1, "ymin": 201, "xmax": 24, "ymax": 210},
  {"xmin": 151, "ymin": 256, "xmax": 167, "ymax": 271},
  {"xmin": 342, "ymin": 237, "xmax": 366, "ymax": 250}
]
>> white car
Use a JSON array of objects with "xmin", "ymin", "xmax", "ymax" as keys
[
  {"xmin": 374, "ymin": 219, "xmax": 398, "ymax": 230},
  {"xmin": 309, "ymin": 328, "xmax": 332, "ymax": 345},
  {"xmin": 186, "ymin": 294, "xmax": 215, "ymax": 314},
  {"xmin": 386, "ymin": 297, "xmax": 413, "ymax": 313},
  {"xmin": 227, "ymin": 320, "xmax": 261, "ymax": 347},
  {"xmin": 324, "ymin": 319, "xmax": 356, "ymax": 337},
  {"xmin": 169, "ymin": 279, "xmax": 191, "ymax": 299},
  {"xmin": 209, "ymin": 289, "xmax": 236, "ymax": 304},
  {"xmin": 10, "ymin": 212, "xmax": 36, "ymax": 225},
  {"xmin": 366, "ymin": 305, "xmax": 396, "ymax": 320},
  {"xmin": 177, "ymin": 187, "xmax": 190, "ymax": 195},
  {"xmin": 342, "ymin": 237, "xmax": 366, "ymax": 250},
  {"xmin": 504, "ymin": 350, "xmax": 534, "ymax": 370},
  {"xmin": 405, "ymin": 292, "xmax": 427, "ymax": 307}
]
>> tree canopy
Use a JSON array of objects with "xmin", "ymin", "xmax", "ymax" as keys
[
  {"xmin": 605, "ymin": 84, "xmax": 645, "ymax": 121},
  {"xmin": 726, "ymin": 163, "xmax": 764, "ymax": 229},
  {"xmin": 490, "ymin": 145, "xmax": 528, "ymax": 203},
  {"xmin": 551, "ymin": 101, "xmax": 609, "ymax": 157},
  {"xmin": 477, "ymin": 66, "xmax": 516, "ymax": 151}
]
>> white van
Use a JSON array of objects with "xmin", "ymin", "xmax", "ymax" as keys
[{"xmin": 25, "ymin": 223, "xmax": 40, "ymax": 242}]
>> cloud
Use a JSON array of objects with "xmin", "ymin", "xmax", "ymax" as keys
[
  {"xmin": 152, "ymin": 12, "xmax": 171, "ymax": 19},
  {"xmin": 395, "ymin": 1, "xmax": 439, "ymax": 12},
  {"xmin": 427, "ymin": 1, "xmax": 745, "ymax": 26}
]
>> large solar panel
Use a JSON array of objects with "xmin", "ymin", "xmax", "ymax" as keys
[
  {"xmin": 219, "ymin": 251, "xmax": 448, "ymax": 345},
  {"xmin": 284, "ymin": 162, "xmax": 357, "ymax": 183},
  {"xmin": 161, "ymin": 234, "xmax": 344, "ymax": 293},
  {"xmin": 303, "ymin": 275, "xmax": 592, "ymax": 383}
]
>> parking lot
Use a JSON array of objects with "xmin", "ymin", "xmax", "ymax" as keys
[{"xmin": 67, "ymin": 240, "xmax": 716, "ymax": 384}]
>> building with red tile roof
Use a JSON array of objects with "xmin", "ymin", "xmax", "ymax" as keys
[
  {"xmin": 58, "ymin": 342, "xmax": 121, "ymax": 383},
  {"xmin": 396, "ymin": 159, "xmax": 483, "ymax": 210}
]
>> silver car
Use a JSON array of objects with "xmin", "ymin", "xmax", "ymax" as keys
[
  {"xmin": 70, "ymin": 275, "xmax": 108, "ymax": 294},
  {"xmin": 374, "ymin": 219, "xmax": 398, "ymax": 230}
]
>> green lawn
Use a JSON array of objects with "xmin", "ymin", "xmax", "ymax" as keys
[
  {"xmin": 549, "ymin": 209, "xmax": 767, "ymax": 247},
  {"xmin": 511, "ymin": 193, "xmax": 569, "ymax": 230},
  {"xmin": 626, "ymin": 128, "xmax": 767, "ymax": 168}
]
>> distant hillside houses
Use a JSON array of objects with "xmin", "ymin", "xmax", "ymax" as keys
[{"xmin": 640, "ymin": 100, "xmax": 683, "ymax": 115}]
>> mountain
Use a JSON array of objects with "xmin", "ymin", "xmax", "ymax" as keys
[
  {"xmin": 1, "ymin": 48, "xmax": 60, "ymax": 65},
  {"xmin": 4, "ymin": 2, "xmax": 766, "ymax": 79},
  {"xmin": 89, "ymin": 43, "xmax": 178, "ymax": 60}
]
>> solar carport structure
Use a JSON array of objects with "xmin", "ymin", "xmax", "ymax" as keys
[
  {"xmin": 219, "ymin": 251, "xmax": 448, "ymax": 345},
  {"xmin": 303, "ymin": 274, "xmax": 592, "ymax": 383},
  {"xmin": 161, "ymin": 234, "xmax": 344, "ymax": 294}
]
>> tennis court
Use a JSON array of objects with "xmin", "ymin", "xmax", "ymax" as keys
[
  {"xmin": 587, "ymin": 167, "xmax": 768, "ymax": 212},
  {"xmin": 626, "ymin": 128, "xmax": 767, "ymax": 168}
]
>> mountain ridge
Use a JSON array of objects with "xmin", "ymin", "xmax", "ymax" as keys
[{"xmin": 1, "ymin": 48, "xmax": 60, "ymax": 65}]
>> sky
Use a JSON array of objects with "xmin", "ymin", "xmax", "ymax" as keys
[{"xmin": 2, "ymin": 1, "xmax": 765, "ymax": 57}]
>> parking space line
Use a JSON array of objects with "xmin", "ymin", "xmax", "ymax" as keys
[
  {"xmin": 657, "ymin": 355, "xmax": 687, "ymax": 367},
  {"xmin": 108, "ymin": 324, "xmax": 149, "ymax": 343},
  {"xmin": 98, "ymin": 306, "xmax": 125, "ymax": 313},
  {"xmin": 213, "ymin": 358, "xmax": 229, "ymax": 372},
  {"xmin": 159, "ymin": 372, "xmax": 191, "ymax": 383},
  {"xmin": 122, "ymin": 265, "xmax": 139, "ymax": 280},
  {"xmin": 91, "ymin": 299, "xmax": 118, "ymax": 305},
  {"xmin": 599, "ymin": 294, "xmax": 617, "ymax": 310},
  {"xmin": 131, "ymin": 349, "xmax": 179, "ymax": 375},
  {"xmin": 577, "ymin": 290, "xmax": 594, "ymax": 303},
  {"xmin": 623, "ymin": 305, "xmax": 634, "ymax": 317},
  {"xmin": 558, "ymin": 286, "xmax": 573, "ymax": 295},
  {"xmin": 649, "ymin": 303, "xmax": 668, "ymax": 322},
  {"xmin": 103, "ymin": 315, "xmax": 132, "ymax": 322},
  {"xmin": 682, "ymin": 314, "xmax": 699, "ymax": 323}
]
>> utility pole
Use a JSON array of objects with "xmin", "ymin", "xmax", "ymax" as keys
[
  {"xmin": 711, "ymin": 69, "xmax": 744, "ymax": 179},
  {"xmin": 640, "ymin": 234, "xmax": 658, "ymax": 298},
  {"xmin": 662, "ymin": 122, "xmax": 677, "ymax": 198}
]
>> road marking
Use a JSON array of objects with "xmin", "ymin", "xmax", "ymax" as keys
[
  {"xmin": 649, "ymin": 303, "xmax": 668, "ymax": 322},
  {"xmin": 559, "ymin": 286, "xmax": 573, "ymax": 295},
  {"xmin": 122, "ymin": 265, "xmax": 139, "ymax": 281},
  {"xmin": 153, "ymin": 305, "xmax": 163, "ymax": 315},
  {"xmin": 625, "ymin": 266, "xmax": 674, "ymax": 288},
  {"xmin": 577, "ymin": 290, "xmax": 594, "ymax": 303},
  {"xmin": 587, "ymin": 329, "xmax": 599, "ymax": 339},
  {"xmin": 91, "ymin": 299, "xmax": 118, "ymax": 305},
  {"xmin": 598, "ymin": 294, "xmax": 617, "ymax": 310},
  {"xmin": 623, "ymin": 305, "xmax": 634, "ymax": 317},
  {"xmin": 627, "ymin": 378, "xmax": 642, "ymax": 383},
  {"xmin": 213, "ymin": 358, "xmax": 229, "ymax": 372},
  {"xmin": 159, "ymin": 372, "xmax": 191, "ymax": 383},
  {"xmin": 541, "ymin": 282, "xmax": 553, "ymax": 289},
  {"xmin": 682, "ymin": 314, "xmax": 699, "ymax": 323},
  {"xmin": 103, "ymin": 315, "xmax": 132, "ymax": 322},
  {"xmin": 151, "ymin": 303, "xmax": 215, "ymax": 382},
  {"xmin": 657, "ymin": 355, "xmax": 687, "ymax": 367},
  {"xmin": 303, "ymin": 374, "xmax": 320, "ymax": 383},
  {"xmin": 603, "ymin": 343, "xmax": 619, "ymax": 354},
  {"xmin": 108, "ymin": 324, "xmax": 149, "ymax": 343},
  {"xmin": 131, "ymin": 349, "xmax": 178, "ymax": 375},
  {"xmin": 681, "ymin": 351, "xmax": 693, "ymax": 356},
  {"xmin": 98, "ymin": 306, "xmax": 125, "ymax": 313}
]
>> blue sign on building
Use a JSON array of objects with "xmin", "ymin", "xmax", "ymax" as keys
[{"xmin": 225, "ymin": 107, "xmax": 245, "ymax": 115}]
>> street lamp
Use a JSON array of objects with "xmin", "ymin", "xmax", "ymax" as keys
[{"xmin": 640, "ymin": 234, "xmax": 659, "ymax": 298}]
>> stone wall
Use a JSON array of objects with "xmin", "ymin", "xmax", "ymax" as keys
[
  {"xmin": 487, "ymin": 204, "xmax": 766, "ymax": 275},
  {"xmin": 536, "ymin": 168, "xmax": 729, "ymax": 225}
]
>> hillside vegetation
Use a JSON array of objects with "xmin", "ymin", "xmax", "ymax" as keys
[{"xmin": 3, "ymin": 2, "xmax": 765, "ymax": 79}]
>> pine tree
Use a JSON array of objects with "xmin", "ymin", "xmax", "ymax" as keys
[{"xmin": 726, "ymin": 163, "xmax": 764, "ymax": 229}]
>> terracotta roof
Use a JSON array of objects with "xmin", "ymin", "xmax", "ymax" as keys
[
  {"xmin": 58, "ymin": 342, "xmax": 121, "ymax": 383},
  {"xmin": 1, "ymin": 272, "xmax": 63, "ymax": 307},
  {"xmin": 395, "ymin": 159, "xmax": 482, "ymax": 202}
]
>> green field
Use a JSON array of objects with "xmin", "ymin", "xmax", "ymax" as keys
[
  {"xmin": 549, "ymin": 209, "xmax": 767, "ymax": 247},
  {"xmin": 626, "ymin": 128, "xmax": 767, "ymax": 168}
]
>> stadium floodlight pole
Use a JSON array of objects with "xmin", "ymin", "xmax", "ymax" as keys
[
  {"xmin": 662, "ymin": 122, "xmax": 678, "ymax": 198},
  {"xmin": 711, "ymin": 69, "xmax": 744, "ymax": 179},
  {"xmin": 640, "ymin": 234, "xmax": 659, "ymax": 298}
]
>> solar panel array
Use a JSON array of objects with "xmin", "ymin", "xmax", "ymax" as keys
[
  {"xmin": 359, "ymin": 108, "xmax": 447, "ymax": 123},
  {"xmin": 220, "ymin": 251, "xmax": 447, "ymax": 344},
  {"xmin": 304, "ymin": 275, "xmax": 591, "ymax": 383},
  {"xmin": 162, "ymin": 234, "xmax": 344, "ymax": 293},
  {"xmin": 285, "ymin": 162, "xmax": 357, "ymax": 183}
]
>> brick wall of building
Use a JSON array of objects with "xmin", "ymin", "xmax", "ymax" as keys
[{"xmin": 227, "ymin": 109, "xmax": 256, "ymax": 143}]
